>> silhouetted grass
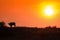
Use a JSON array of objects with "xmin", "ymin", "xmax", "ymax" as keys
[{"xmin": 0, "ymin": 26, "xmax": 60, "ymax": 40}]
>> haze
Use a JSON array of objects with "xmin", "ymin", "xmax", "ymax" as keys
[{"xmin": 0, "ymin": 0, "xmax": 60, "ymax": 28}]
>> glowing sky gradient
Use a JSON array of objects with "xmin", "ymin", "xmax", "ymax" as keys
[{"xmin": 0, "ymin": 0, "xmax": 60, "ymax": 28}]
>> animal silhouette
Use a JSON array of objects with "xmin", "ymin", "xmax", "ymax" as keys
[{"xmin": 8, "ymin": 22, "xmax": 16, "ymax": 28}]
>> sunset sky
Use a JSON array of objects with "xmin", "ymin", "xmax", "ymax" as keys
[{"xmin": 0, "ymin": 0, "xmax": 60, "ymax": 28}]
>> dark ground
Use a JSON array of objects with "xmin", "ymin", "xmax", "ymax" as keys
[{"xmin": 0, "ymin": 27, "xmax": 60, "ymax": 40}]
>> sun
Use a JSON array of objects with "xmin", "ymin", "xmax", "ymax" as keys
[
  {"xmin": 44, "ymin": 6, "xmax": 54, "ymax": 16},
  {"xmin": 37, "ymin": 1, "xmax": 59, "ymax": 19}
]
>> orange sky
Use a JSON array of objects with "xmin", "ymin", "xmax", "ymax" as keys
[{"xmin": 0, "ymin": 0, "xmax": 60, "ymax": 28}]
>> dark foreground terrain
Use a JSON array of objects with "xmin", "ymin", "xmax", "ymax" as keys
[{"xmin": 0, "ymin": 26, "xmax": 60, "ymax": 40}]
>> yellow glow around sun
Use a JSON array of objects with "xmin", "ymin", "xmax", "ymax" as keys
[
  {"xmin": 44, "ymin": 6, "xmax": 54, "ymax": 16},
  {"xmin": 37, "ymin": 1, "xmax": 59, "ymax": 19}
]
